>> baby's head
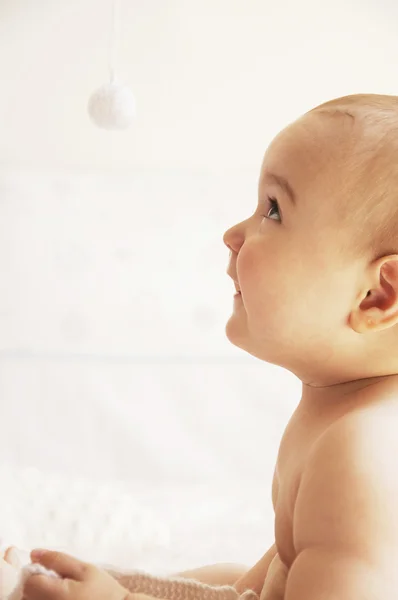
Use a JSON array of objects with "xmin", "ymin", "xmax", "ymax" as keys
[{"xmin": 224, "ymin": 94, "xmax": 398, "ymax": 385}]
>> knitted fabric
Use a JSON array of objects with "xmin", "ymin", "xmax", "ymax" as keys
[
  {"xmin": 107, "ymin": 569, "xmax": 259, "ymax": 600},
  {"xmin": 3, "ymin": 555, "xmax": 259, "ymax": 600}
]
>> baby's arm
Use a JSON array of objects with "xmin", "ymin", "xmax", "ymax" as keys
[
  {"xmin": 107, "ymin": 544, "xmax": 278, "ymax": 599},
  {"xmin": 2, "ymin": 552, "xmax": 258, "ymax": 600},
  {"xmin": 106, "ymin": 542, "xmax": 278, "ymax": 600},
  {"xmin": 108, "ymin": 544, "xmax": 276, "ymax": 596},
  {"xmin": 3, "ymin": 541, "xmax": 268, "ymax": 600},
  {"xmin": 234, "ymin": 544, "xmax": 277, "ymax": 595},
  {"xmin": 285, "ymin": 418, "xmax": 398, "ymax": 599},
  {"xmin": 171, "ymin": 563, "xmax": 249, "ymax": 586}
]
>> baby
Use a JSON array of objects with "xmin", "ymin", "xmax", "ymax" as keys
[{"xmin": 4, "ymin": 92, "xmax": 398, "ymax": 600}]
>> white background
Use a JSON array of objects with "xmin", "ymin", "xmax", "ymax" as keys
[{"xmin": 0, "ymin": 0, "xmax": 395, "ymax": 573}]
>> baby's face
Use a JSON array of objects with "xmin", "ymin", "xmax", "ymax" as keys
[{"xmin": 224, "ymin": 113, "xmax": 365, "ymax": 378}]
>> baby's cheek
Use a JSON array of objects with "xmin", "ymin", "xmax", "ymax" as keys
[
  {"xmin": 237, "ymin": 237, "xmax": 341, "ymax": 331},
  {"xmin": 252, "ymin": 266, "xmax": 329, "ymax": 340},
  {"xmin": 239, "ymin": 249, "xmax": 291, "ymax": 317}
]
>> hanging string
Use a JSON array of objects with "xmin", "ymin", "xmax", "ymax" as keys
[
  {"xmin": 108, "ymin": 0, "xmax": 120, "ymax": 83},
  {"xmin": 88, "ymin": 0, "xmax": 135, "ymax": 130}
]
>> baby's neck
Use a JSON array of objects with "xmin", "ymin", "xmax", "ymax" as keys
[{"xmin": 299, "ymin": 373, "xmax": 398, "ymax": 414}]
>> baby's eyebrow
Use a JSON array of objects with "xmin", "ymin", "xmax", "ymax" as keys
[{"xmin": 264, "ymin": 172, "xmax": 296, "ymax": 205}]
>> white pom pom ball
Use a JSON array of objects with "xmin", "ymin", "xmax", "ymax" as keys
[{"xmin": 88, "ymin": 81, "xmax": 136, "ymax": 130}]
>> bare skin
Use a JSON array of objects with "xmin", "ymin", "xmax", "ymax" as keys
[
  {"xmin": 7, "ymin": 376, "xmax": 398, "ymax": 600},
  {"xmin": 220, "ymin": 104, "xmax": 398, "ymax": 598},
  {"xmin": 234, "ymin": 375, "xmax": 398, "ymax": 600},
  {"xmin": 5, "ymin": 98, "xmax": 398, "ymax": 600},
  {"xmin": 6, "ymin": 375, "xmax": 398, "ymax": 600},
  {"xmin": 258, "ymin": 377, "xmax": 398, "ymax": 599}
]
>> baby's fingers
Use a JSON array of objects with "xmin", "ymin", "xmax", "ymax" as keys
[
  {"xmin": 24, "ymin": 574, "xmax": 73, "ymax": 600},
  {"xmin": 30, "ymin": 550, "xmax": 92, "ymax": 581}
]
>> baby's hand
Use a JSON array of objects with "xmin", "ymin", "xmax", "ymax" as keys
[{"xmin": 24, "ymin": 550, "xmax": 130, "ymax": 600}]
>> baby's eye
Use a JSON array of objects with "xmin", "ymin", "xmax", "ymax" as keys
[{"xmin": 266, "ymin": 198, "xmax": 281, "ymax": 222}]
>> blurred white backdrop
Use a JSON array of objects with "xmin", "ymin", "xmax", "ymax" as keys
[{"xmin": 0, "ymin": 0, "xmax": 396, "ymax": 573}]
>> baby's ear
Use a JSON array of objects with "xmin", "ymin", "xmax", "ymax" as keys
[{"xmin": 350, "ymin": 255, "xmax": 398, "ymax": 333}]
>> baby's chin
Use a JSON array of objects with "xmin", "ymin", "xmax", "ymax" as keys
[
  {"xmin": 225, "ymin": 316, "xmax": 297, "ymax": 369},
  {"xmin": 225, "ymin": 312, "xmax": 247, "ymax": 350},
  {"xmin": 225, "ymin": 317, "xmax": 271, "ymax": 361}
]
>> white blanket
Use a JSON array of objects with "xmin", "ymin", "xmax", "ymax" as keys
[{"xmin": 0, "ymin": 465, "xmax": 273, "ymax": 575}]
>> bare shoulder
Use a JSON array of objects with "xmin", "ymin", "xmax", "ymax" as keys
[
  {"xmin": 312, "ymin": 395, "xmax": 398, "ymax": 474},
  {"xmin": 293, "ymin": 396, "xmax": 398, "ymax": 567}
]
